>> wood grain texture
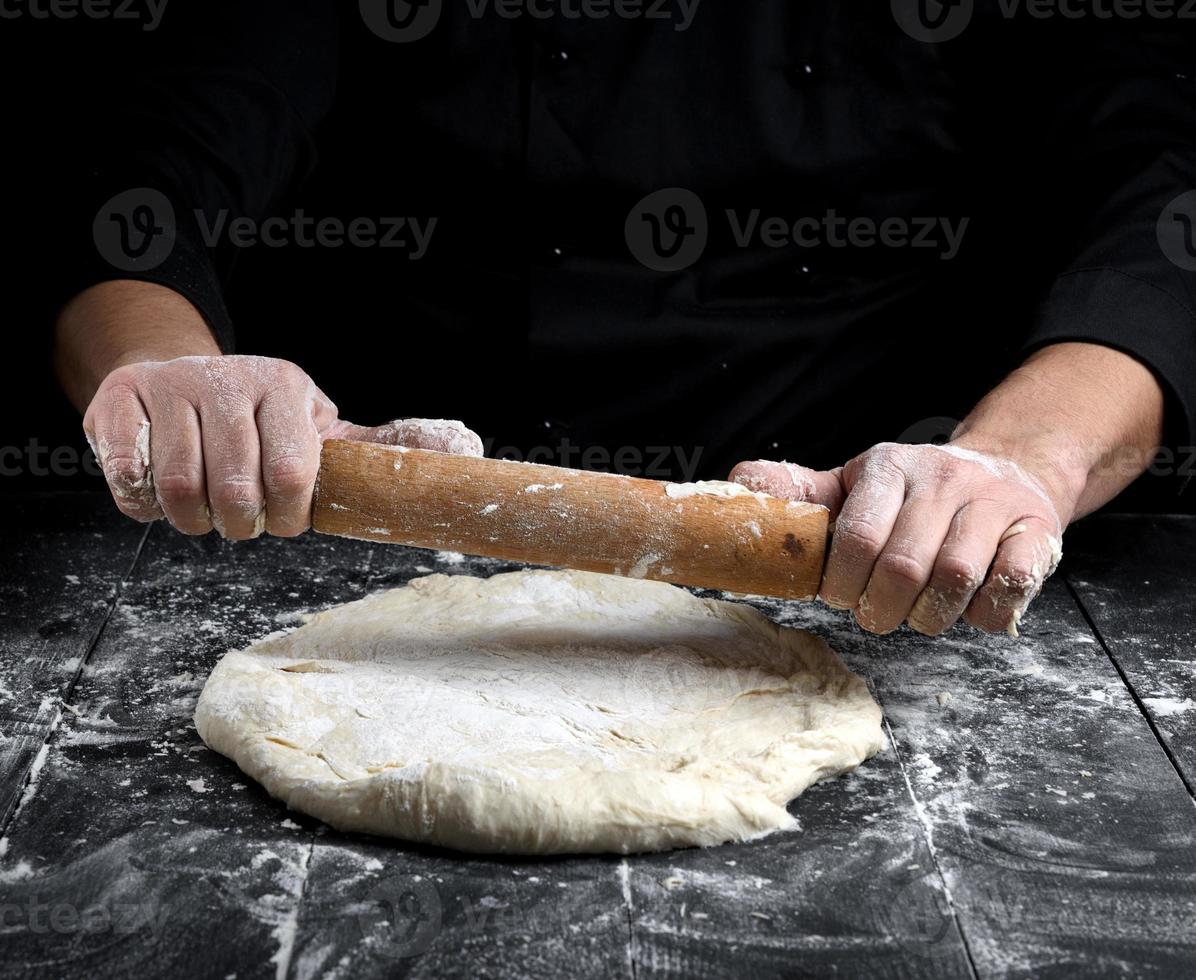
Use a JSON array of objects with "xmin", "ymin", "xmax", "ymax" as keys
[
  {"xmin": 778, "ymin": 580, "xmax": 1196, "ymax": 978},
  {"xmin": 0, "ymin": 494, "xmax": 146, "ymax": 831},
  {"xmin": 1, "ymin": 498, "xmax": 1194, "ymax": 979},
  {"xmin": 313, "ymin": 440, "xmax": 829, "ymax": 600},
  {"xmin": 1063, "ymin": 515, "xmax": 1196, "ymax": 792}
]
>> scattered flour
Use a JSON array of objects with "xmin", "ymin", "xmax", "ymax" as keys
[{"xmin": 1142, "ymin": 697, "xmax": 1196, "ymax": 718}]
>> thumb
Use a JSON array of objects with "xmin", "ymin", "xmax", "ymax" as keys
[
  {"xmin": 324, "ymin": 418, "xmax": 485, "ymax": 457},
  {"xmin": 729, "ymin": 460, "xmax": 847, "ymax": 517}
]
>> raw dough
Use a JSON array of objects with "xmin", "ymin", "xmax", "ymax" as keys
[{"xmin": 194, "ymin": 570, "xmax": 884, "ymax": 855}]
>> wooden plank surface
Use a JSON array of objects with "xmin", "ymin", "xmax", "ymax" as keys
[
  {"xmin": 0, "ymin": 497, "xmax": 1193, "ymax": 979},
  {"xmin": 1063, "ymin": 515, "xmax": 1196, "ymax": 792},
  {"xmin": 772, "ymin": 583, "xmax": 1196, "ymax": 978},
  {"xmin": 0, "ymin": 494, "xmax": 146, "ymax": 829}
]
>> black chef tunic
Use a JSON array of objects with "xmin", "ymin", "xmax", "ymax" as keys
[{"xmin": 32, "ymin": 2, "xmax": 1196, "ymax": 484}]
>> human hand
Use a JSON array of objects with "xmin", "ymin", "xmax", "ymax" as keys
[
  {"xmin": 84, "ymin": 354, "xmax": 483, "ymax": 539},
  {"xmin": 730, "ymin": 443, "xmax": 1072, "ymax": 636}
]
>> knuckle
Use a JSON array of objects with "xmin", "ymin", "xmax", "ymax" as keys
[
  {"xmin": 929, "ymin": 456, "xmax": 963, "ymax": 484},
  {"xmin": 208, "ymin": 477, "xmax": 260, "ymax": 512},
  {"xmin": 154, "ymin": 468, "xmax": 204, "ymax": 504},
  {"xmin": 858, "ymin": 444, "xmax": 899, "ymax": 475},
  {"xmin": 935, "ymin": 555, "xmax": 984, "ymax": 594},
  {"xmin": 874, "ymin": 551, "xmax": 927, "ymax": 589},
  {"xmin": 834, "ymin": 518, "xmax": 887, "ymax": 557},
  {"xmin": 865, "ymin": 442, "xmax": 899, "ymax": 461},
  {"xmin": 279, "ymin": 360, "xmax": 311, "ymax": 386},
  {"xmin": 997, "ymin": 562, "xmax": 1039, "ymax": 597},
  {"xmin": 104, "ymin": 454, "xmax": 145, "ymax": 484},
  {"xmin": 264, "ymin": 452, "xmax": 317, "ymax": 496},
  {"xmin": 100, "ymin": 378, "xmax": 145, "ymax": 405}
]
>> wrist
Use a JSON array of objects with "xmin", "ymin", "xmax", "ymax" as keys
[
  {"xmin": 55, "ymin": 280, "xmax": 221, "ymax": 410},
  {"xmin": 948, "ymin": 425, "xmax": 1088, "ymax": 527},
  {"xmin": 947, "ymin": 343, "xmax": 1166, "ymax": 524}
]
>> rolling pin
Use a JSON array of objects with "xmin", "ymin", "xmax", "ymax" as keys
[{"xmin": 311, "ymin": 440, "xmax": 829, "ymax": 600}]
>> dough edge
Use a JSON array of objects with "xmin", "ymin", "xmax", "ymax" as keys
[{"xmin": 195, "ymin": 571, "xmax": 885, "ymax": 856}]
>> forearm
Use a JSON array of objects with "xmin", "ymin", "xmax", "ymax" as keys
[
  {"xmin": 951, "ymin": 342, "xmax": 1164, "ymax": 523},
  {"xmin": 54, "ymin": 280, "xmax": 222, "ymax": 412}
]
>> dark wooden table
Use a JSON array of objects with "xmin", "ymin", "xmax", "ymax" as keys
[{"xmin": 1, "ymin": 494, "xmax": 1193, "ymax": 979}]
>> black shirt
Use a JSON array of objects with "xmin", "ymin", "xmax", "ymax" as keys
[{"xmin": 44, "ymin": 1, "xmax": 1196, "ymax": 482}]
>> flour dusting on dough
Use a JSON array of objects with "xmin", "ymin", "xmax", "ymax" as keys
[{"xmin": 194, "ymin": 570, "xmax": 884, "ymax": 855}]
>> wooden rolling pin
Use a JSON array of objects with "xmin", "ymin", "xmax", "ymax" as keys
[{"xmin": 312, "ymin": 440, "xmax": 829, "ymax": 600}]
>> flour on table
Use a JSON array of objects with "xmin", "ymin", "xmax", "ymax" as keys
[{"xmin": 194, "ymin": 570, "xmax": 883, "ymax": 855}]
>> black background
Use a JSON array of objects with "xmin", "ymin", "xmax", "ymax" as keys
[{"xmin": 1, "ymin": 5, "xmax": 1192, "ymax": 513}]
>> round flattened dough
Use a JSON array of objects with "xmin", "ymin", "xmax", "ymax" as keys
[{"xmin": 194, "ymin": 569, "xmax": 884, "ymax": 855}]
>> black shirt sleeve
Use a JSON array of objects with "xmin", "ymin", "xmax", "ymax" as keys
[
  {"xmin": 1018, "ymin": 29, "xmax": 1196, "ymax": 447},
  {"xmin": 57, "ymin": 0, "xmax": 338, "ymax": 352}
]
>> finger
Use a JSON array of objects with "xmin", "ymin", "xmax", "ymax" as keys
[
  {"xmin": 257, "ymin": 386, "xmax": 323, "ymax": 538},
  {"xmin": 147, "ymin": 396, "xmax": 212, "ymax": 535},
  {"xmin": 965, "ymin": 518, "xmax": 1063, "ymax": 636},
  {"xmin": 327, "ymin": 418, "xmax": 484, "ymax": 457},
  {"xmin": 201, "ymin": 396, "xmax": 265, "ymax": 540},
  {"xmin": 84, "ymin": 382, "xmax": 163, "ymax": 523},
  {"xmin": 729, "ymin": 460, "xmax": 846, "ymax": 515},
  {"xmin": 820, "ymin": 456, "xmax": 906, "ymax": 611},
  {"xmin": 907, "ymin": 501, "xmax": 1007, "ymax": 636},
  {"xmin": 310, "ymin": 385, "xmax": 339, "ymax": 431},
  {"xmin": 856, "ymin": 497, "xmax": 957, "ymax": 635}
]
